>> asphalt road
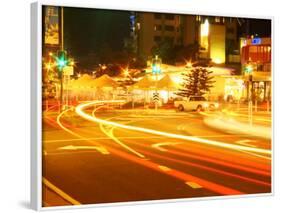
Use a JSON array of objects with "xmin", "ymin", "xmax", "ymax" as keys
[{"xmin": 42, "ymin": 106, "xmax": 271, "ymax": 207}]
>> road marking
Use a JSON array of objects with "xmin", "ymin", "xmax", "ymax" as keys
[
  {"xmin": 177, "ymin": 124, "xmax": 188, "ymax": 131},
  {"xmin": 94, "ymin": 107, "xmax": 146, "ymax": 159},
  {"xmin": 57, "ymin": 145, "xmax": 109, "ymax": 154},
  {"xmin": 158, "ymin": 165, "xmax": 172, "ymax": 172},
  {"xmin": 99, "ymin": 123, "xmax": 146, "ymax": 159},
  {"xmin": 236, "ymin": 139, "xmax": 257, "ymax": 147},
  {"xmin": 42, "ymin": 177, "xmax": 81, "ymax": 205},
  {"xmin": 185, "ymin": 181, "xmax": 203, "ymax": 189},
  {"xmin": 54, "ymin": 109, "xmax": 245, "ymax": 196},
  {"xmin": 76, "ymin": 101, "xmax": 271, "ymax": 155},
  {"xmin": 152, "ymin": 142, "xmax": 182, "ymax": 152}
]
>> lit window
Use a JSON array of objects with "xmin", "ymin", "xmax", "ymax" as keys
[{"xmin": 154, "ymin": 25, "xmax": 162, "ymax": 31}]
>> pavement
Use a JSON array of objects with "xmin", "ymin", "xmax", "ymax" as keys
[{"xmin": 42, "ymin": 102, "xmax": 272, "ymax": 207}]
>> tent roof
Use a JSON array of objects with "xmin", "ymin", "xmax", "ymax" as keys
[
  {"xmin": 70, "ymin": 74, "xmax": 96, "ymax": 88},
  {"xmin": 93, "ymin": 74, "xmax": 118, "ymax": 88},
  {"xmin": 157, "ymin": 74, "xmax": 179, "ymax": 89},
  {"xmin": 132, "ymin": 75, "xmax": 155, "ymax": 89}
]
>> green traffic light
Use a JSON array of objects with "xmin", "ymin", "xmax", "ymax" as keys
[
  {"xmin": 245, "ymin": 65, "xmax": 253, "ymax": 74},
  {"xmin": 56, "ymin": 57, "xmax": 68, "ymax": 70}
]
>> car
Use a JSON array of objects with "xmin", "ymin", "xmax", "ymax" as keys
[{"xmin": 174, "ymin": 96, "xmax": 219, "ymax": 112}]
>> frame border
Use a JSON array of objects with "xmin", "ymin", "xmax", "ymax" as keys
[{"xmin": 30, "ymin": 1, "xmax": 274, "ymax": 211}]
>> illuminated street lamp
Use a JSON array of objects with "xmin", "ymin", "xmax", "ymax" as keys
[
  {"xmin": 45, "ymin": 62, "xmax": 53, "ymax": 71},
  {"xmin": 123, "ymin": 68, "xmax": 129, "ymax": 77}
]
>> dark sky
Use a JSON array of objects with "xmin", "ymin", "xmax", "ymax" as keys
[
  {"xmin": 64, "ymin": 7, "xmax": 131, "ymax": 60},
  {"xmin": 238, "ymin": 18, "xmax": 271, "ymax": 37}
]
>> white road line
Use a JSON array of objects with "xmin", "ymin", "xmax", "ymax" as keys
[
  {"xmin": 158, "ymin": 165, "xmax": 172, "ymax": 172},
  {"xmin": 152, "ymin": 142, "xmax": 183, "ymax": 152},
  {"xmin": 43, "ymin": 178, "xmax": 81, "ymax": 205},
  {"xmin": 99, "ymin": 122, "xmax": 146, "ymax": 159},
  {"xmin": 185, "ymin": 181, "xmax": 203, "ymax": 189}
]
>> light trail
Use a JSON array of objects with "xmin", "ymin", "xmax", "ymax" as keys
[
  {"xmin": 126, "ymin": 137, "xmax": 271, "ymax": 176},
  {"xmin": 138, "ymin": 149, "xmax": 270, "ymax": 186},
  {"xmin": 91, "ymin": 106, "xmax": 147, "ymax": 158},
  {"xmin": 54, "ymin": 105, "xmax": 243, "ymax": 195},
  {"xmin": 75, "ymin": 101, "xmax": 271, "ymax": 155}
]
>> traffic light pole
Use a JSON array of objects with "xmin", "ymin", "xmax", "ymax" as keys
[
  {"xmin": 59, "ymin": 69, "xmax": 63, "ymax": 112},
  {"xmin": 248, "ymin": 74, "xmax": 253, "ymax": 126},
  {"xmin": 155, "ymin": 72, "xmax": 158, "ymax": 111}
]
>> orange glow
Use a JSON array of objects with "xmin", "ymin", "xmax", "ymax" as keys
[{"xmin": 75, "ymin": 101, "xmax": 271, "ymax": 155}]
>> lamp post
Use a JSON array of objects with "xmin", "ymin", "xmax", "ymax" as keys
[
  {"xmin": 245, "ymin": 64, "xmax": 253, "ymax": 126},
  {"xmin": 55, "ymin": 50, "xmax": 68, "ymax": 111},
  {"xmin": 152, "ymin": 55, "xmax": 162, "ymax": 111}
]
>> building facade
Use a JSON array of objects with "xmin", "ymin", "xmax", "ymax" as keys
[
  {"xmin": 135, "ymin": 13, "xmax": 184, "ymax": 57},
  {"xmin": 241, "ymin": 37, "xmax": 271, "ymax": 102}
]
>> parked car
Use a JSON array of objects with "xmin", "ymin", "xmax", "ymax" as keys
[{"xmin": 174, "ymin": 96, "xmax": 219, "ymax": 111}]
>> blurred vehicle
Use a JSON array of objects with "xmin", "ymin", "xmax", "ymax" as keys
[{"xmin": 174, "ymin": 96, "xmax": 219, "ymax": 111}]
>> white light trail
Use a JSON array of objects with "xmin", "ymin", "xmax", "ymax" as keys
[{"xmin": 75, "ymin": 101, "xmax": 271, "ymax": 155}]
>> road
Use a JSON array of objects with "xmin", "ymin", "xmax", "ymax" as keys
[{"xmin": 42, "ymin": 102, "xmax": 271, "ymax": 207}]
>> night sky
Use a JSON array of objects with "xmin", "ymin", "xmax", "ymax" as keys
[{"xmin": 64, "ymin": 7, "xmax": 131, "ymax": 62}]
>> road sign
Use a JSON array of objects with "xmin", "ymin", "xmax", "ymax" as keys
[
  {"xmin": 153, "ymin": 92, "xmax": 159, "ymax": 102},
  {"xmin": 63, "ymin": 66, "xmax": 74, "ymax": 76}
]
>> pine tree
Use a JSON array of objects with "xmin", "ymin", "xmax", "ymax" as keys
[{"xmin": 176, "ymin": 66, "xmax": 215, "ymax": 97}]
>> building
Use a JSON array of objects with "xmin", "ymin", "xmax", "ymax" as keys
[
  {"xmin": 197, "ymin": 16, "xmax": 240, "ymax": 65},
  {"xmin": 133, "ymin": 13, "xmax": 241, "ymax": 66},
  {"xmin": 241, "ymin": 37, "xmax": 271, "ymax": 102},
  {"xmin": 135, "ymin": 13, "xmax": 184, "ymax": 57}
]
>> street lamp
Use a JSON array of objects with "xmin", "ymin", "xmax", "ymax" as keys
[{"xmin": 123, "ymin": 68, "xmax": 129, "ymax": 77}]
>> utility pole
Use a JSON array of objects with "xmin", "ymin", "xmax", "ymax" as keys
[
  {"xmin": 245, "ymin": 64, "xmax": 253, "ymax": 126},
  {"xmin": 152, "ymin": 55, "xmax": 161, "ymax": 111}
]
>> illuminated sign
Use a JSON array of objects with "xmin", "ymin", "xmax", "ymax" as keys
[
  {"xmin": 251, "ymin": 38, "xmax": 261, "ymax": 45},
  {"xmin": 44, "ymin": 6, "xmax": 59, "ymax": 45}
]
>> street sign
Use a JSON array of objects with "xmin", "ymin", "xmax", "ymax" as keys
[
  {"xmin": 153, "ymin": 92, "xmax": 159, "ymax": 102},
  {"xmin": 63, "ymin": 66, "xmax": 74, "ymax": 76}
]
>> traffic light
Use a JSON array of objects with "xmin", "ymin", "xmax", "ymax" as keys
[
  {"xmin": 245, "ymin": 64, "xmax": 253, "ymax": 74},
  {"xmin": 56, "ymin": 50, "xmax": 68, "ymax": 70},
  {"xmin": 152, "ymin": 55, "xmax": 162, "ymax": 74}
]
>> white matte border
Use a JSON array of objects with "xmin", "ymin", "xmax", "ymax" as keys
[{"xmin": 30, "ymin": 0, "xmax": 274, "ymax": 211}]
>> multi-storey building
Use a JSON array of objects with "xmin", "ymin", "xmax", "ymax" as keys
[
  {"xmin": 196, "ymin": 15, "xmax": 240, "ymax": 64},
  {"xmin": 134, "ymin": 13, "xmax": 184, "ymax": 57},
  {"xmin": 133, "ymin": 13, "xmax": 240, "ymax": 65},
  {"xmin": 241, "ymin": 37, "xmax": 271, "ymax": 101}
]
